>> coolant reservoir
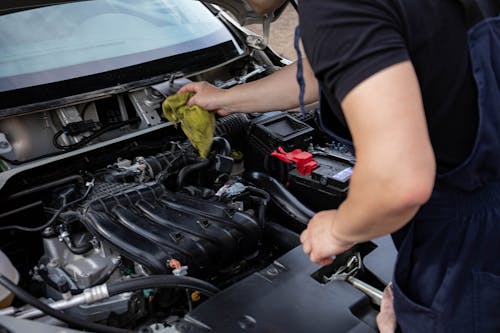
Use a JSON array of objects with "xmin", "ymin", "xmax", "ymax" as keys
[{"xmin": 0, "ymin": 249, "xmax": 19, "ymax": 308}]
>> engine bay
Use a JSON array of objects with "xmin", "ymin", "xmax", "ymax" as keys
[{"xmin": 0, "ymin": 46, "xmax": 395, "ymax": 333}]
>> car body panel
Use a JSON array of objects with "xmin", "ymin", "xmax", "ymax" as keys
[{"xmin": 0, "ymin": 0, "xmax": 288, "ymax": 25}]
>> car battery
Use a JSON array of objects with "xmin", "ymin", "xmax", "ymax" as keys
[
  {"xmin": 246, "ymin": 112, "xmax": 315, "ymax": 180},
  {"xmin": 288, "ymin": 153, "xmax": 353, "ymax": 211}
]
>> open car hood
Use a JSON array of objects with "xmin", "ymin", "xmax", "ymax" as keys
[
  {"xmin": 202, "ymin": 0, "xmax": 288, "ymax": 25},
  {"xmin": 0, "ymin": 0, "xmax": 288, "ymax": 25}
]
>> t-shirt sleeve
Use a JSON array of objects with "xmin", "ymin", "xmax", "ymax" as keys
[{"xmin": 300, "ymin": 0, "xmax": 410, "ymax": 102}]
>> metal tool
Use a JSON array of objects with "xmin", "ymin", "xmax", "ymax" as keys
[{"xmin": 324, "ymin": 253, "xmax": 384, "ymax": 306}]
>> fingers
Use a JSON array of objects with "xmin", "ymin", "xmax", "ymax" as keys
[
  {"xmin": 376, "ymin": 282, "xmax": 397, "ymax": 333},
  {"xmin": 178, "ymin": 82, "xmax": 200, "ymax": 94},
  {"xmin": 300, "ymin": 230, "xmax": 311, "ymax": 255},
  {"xmin": 178, "ymin": 83, "xmax": 202, "ymax": 107},
  {"xmin": 301, "ymin": 229, "xmax": 333, "ymax": 266},
  {"xmin": 300, "ymin": 210, "xmax": 354, "ymax": 266},
  {"xmin": 382, "ymin": 282, "xmax": 394, "ymax": 302},
  {"xmin": 309, "ymin": 250, "xmax": 332, "ymax": 265},
  {"xmin": 177, "ymin": 82, "xmax": 225, "ymax": 112},
  {"xmin": 318, "ymin": 257, "xmax": 334, "ymax": 266}
]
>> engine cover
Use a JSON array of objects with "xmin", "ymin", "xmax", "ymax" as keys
[{"xmin": 83, "ymin": 183, "xmax": 261, "ymax": 275}]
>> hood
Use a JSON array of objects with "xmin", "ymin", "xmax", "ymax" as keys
[
  {"xmin": 202, "ymin": 0, "xmax": 288, "ymax": 25},
  {"xmin": 0, "ymin": 0, "xmax": 288, "ymax": 25}
]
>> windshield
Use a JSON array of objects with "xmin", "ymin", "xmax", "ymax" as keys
[{"xmin": 0, "ymin": 0, "xmax": 237, "ymax": 92}]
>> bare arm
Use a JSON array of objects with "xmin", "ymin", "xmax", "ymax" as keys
[
  {"xmin": 179, "ymin": 58, "xmax": 318, "ymax": 115},
  {"xmin": 245, "ymin": 0, "xmax": 287, "ymax": 14},
  {"xmin": 301, "ymin": 61, "xmax": 436, "ymax": 264}
]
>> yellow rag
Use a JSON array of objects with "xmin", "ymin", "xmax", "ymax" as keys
[{"xmin": 162, "ymin": 92, "xmax": 215, "ymax": 158}]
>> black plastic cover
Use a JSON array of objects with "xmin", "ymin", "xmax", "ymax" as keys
[
  {"xmin": 176, "ymin": 246, "xmax": 385, "ymax": 333},
  {"xmin": 83, "ymin": 183, "xmax": 261, "ymax": 275}
]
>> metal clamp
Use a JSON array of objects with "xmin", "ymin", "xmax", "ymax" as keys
[{"xmin": 324, "ymin": 253, "xmax": 384, "ymax": 306}]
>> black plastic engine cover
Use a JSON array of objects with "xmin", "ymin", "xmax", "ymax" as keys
[
  {"xmin": 83, "ymin": 183, "xmax": 261, "ymax": 275},
  {"xmin": 175, "ymin": 238, "xmax": 396, "ymax": 333}
]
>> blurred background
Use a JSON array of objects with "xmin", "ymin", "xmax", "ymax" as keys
[{"xmin": 248, "ymin": 4, "xmax": 298, "ymax": 61}]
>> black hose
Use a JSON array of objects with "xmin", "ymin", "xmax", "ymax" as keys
[
  {"xmin": 215, "ymin": 114, "xmax": 250, "ymax": 146},
  {"xmin": 0, "ymin": 275, "xmax": 132, "ymax": 333},
  {"xmin": 244, "ymin": 171, "xmax": 315, "ymax": 226},
  {"xmin": 247, "ymin": 186, "xmax": 271, "ymax": 228},
  {"xmin": 0, "ymin": 201, "xmax": 43, "ymax": 221},
  {"xmin": 212, "ymin": 137, "xmax": 231, "ymax": 156},
  {"xmin": 176, "ymin": 158, "xmax": 210, "ymax": 190},
  {"xmin": 107, "ymin": 275, "xmax": 220, "ymax": 297},
  {"xmin": 62, "ymin": 236, "xmax": 93, "ymax": 255}
]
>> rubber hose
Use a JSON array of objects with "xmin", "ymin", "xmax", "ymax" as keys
[
  {"xmin": 107, "ymin": 275, "xmax": 220, "ymax": 297},
  {"xmin": 63, "ymin": 237, "xmax": 93, "ymax": 255},
  {"xmin": 176, "ymin": 158, "xmax": 210, "ymax": 189},
  {"xmin": 247, "ymin": 186, "xmax": 271, "ymax": 228},
  {"xmin": 244, "ymin": 171, "xmax": 315, "ymax": 225},
  {"xmin": 215, "ymin": 114, "xmax": 250, "ymax": 145},
  {"xmin": 0, "ymin": 275, "xmax": 132, "ymax": 333},
  {"xmin": 212, "ymin": 137, "xmax": 231, "ymax": 156}
]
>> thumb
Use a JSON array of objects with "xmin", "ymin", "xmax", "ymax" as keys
[{"xmin": 186, "ymin": 94, "xmax": 199, "ymax": 106}]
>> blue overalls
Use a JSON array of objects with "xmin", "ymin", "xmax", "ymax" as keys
[
  {"xmin": 294, "ymin": 1, "xmax": 500, "ymax": 331},
  {"xmin": 391, "ymin": 6, "xmax": 500, "ymax": 332}
]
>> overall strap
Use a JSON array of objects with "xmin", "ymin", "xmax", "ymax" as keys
[{"xmin": 294, "ymin": 25, "xmax": 307, "ymax": 115}]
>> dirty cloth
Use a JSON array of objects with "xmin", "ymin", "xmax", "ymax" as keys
[{"xmin": 162, "ymin": 92, "xmax": 215, "ymax": 158}]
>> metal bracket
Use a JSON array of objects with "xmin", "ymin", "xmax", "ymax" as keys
[{"xmin": 246, "ymin": 13, "xmax": 273, "ymax": 50}]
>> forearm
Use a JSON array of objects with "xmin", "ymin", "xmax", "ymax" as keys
[
  {"xmin": 332, "ymin": 163, "xmax": 429, "ymax": 244},
  {"xmin": 223, "ymin": 60, "xmax": 318, "ymax": 113},
  {"xmin": 246, "ymin": 0, "xmax": 287, "ymax": 14}
]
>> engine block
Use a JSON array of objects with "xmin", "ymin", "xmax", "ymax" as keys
[{"xmin": 83, "ymin": 183, "xmax": 261, "ymax": 276}]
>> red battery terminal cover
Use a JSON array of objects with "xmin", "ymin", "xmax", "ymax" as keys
[{"xmin": 271, "ymin": 146, "xmax": 318, "ymax": 175}]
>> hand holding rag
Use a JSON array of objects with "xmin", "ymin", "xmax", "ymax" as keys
[{"xmin": 162, "ymin": 92, "xmax": 215, "ymax": 158}]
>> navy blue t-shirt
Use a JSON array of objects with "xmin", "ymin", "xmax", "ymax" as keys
[{"xmin": 299, "ymin": 0, "xmax": 478, "ymax": 172}]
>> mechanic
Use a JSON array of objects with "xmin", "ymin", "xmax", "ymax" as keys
[{"xmin": 180, "ymin": 1, "xmax": 500, "ymax": 332}]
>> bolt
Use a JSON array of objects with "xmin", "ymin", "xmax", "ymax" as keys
[{"xmin": 267, "ymin": 267, "xmax": 279, "ymax": 276}]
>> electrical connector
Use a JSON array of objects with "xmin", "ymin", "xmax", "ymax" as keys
[{"xmin": 271, "ymin": 146, "xmax": 318, "ymax": 175}]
